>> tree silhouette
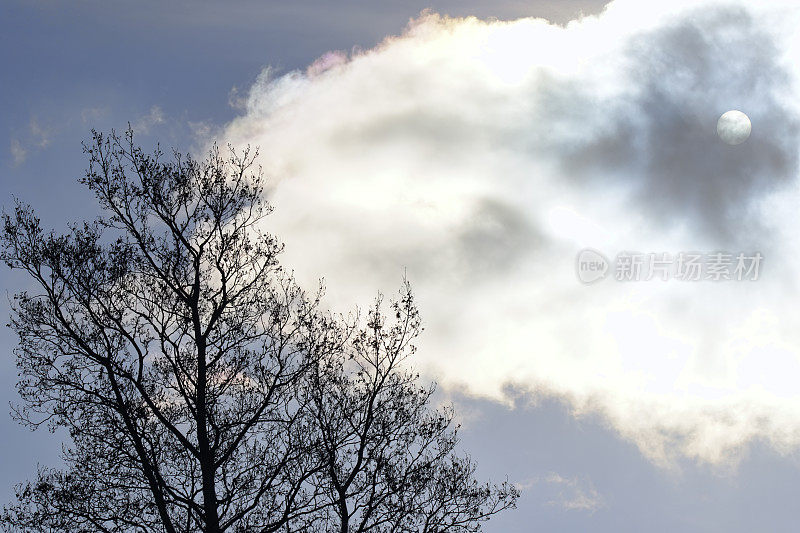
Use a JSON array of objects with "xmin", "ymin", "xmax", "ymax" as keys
[{"xmin": 1, "ymin": 131, "xmax": 518, "ymax": 532}]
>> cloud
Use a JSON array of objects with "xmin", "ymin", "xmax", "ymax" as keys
[
  {"xmin": 29, "ymin": 117, "xmax": 53, "ymax": 148},
  {"xmin": 81, "ymin": 106, "xmax": 109, "ymax": 124},
  {"xmin": 515, "ymin": 473, "xmax": 604, "ymax": 512},
  {"xmin": 9, "ymin": 139, "xmax": 27, "ymax": 166},
  {"xmin": 131, "ymin": 105, "xmax": 165, "ymax": 134},
  {"xmin": 9, "ymin": 117, "xmax": 55, "ymax": 166},
  {"xmin": 542, "ymin": 473, "xmax": 604, "ymax": 513},
  {"xmin": 218, "ymin": 0, "xmax": 800, "ymax": 466}
]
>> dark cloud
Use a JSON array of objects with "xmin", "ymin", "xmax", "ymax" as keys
[
  {"xmin": 542, "ymin": 6, "xmax": 800, "ymax": 242},
  {"xmin": 456, "ymin": 197, "xmax": 543, "ymax": 276}
]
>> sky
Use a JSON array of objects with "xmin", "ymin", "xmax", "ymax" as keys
[{"xmin": 4, "ymin": 0, "xmax": 800, "ymax": 531}]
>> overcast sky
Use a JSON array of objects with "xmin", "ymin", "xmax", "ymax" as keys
[{"xmin": 4, "ymin": 1, "xmax": 800, "ymax": 531}]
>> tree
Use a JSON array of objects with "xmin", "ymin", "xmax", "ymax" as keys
[
  {"xmin": 303, "ymin": 291, "xmax": 517, "ymax": 532},
  {"xmin": 0, "ymin": 130, "xmax": 518, "ymax": 532}
]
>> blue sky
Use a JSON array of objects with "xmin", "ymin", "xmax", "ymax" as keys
[{"xmin": 4, "ymin": 1, "xmax": 800, "ymax": 531}]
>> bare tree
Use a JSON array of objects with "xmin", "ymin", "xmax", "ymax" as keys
[
  {"xmin": 1, "ymin": 131, "xmax": 517, "ymax": 532},
  {"xmin": 303, "ymin": 289, "xmax": 518, "ymax": 532}
]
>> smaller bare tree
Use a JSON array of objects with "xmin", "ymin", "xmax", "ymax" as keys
[{"xmin": 303, "ymin": 286, "xmax": 518, "ymax": 532}]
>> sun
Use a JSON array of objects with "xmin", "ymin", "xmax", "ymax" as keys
[{"xmin": 717, "ymin": 110, "xmax": 751, "ymax": 145}]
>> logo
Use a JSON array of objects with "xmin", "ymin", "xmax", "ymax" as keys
[{"xmin": 576, "ymin": 248, "xmax": 609, "ymax": 284}]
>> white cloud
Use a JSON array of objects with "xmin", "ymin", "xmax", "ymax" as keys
[
  {"xmin": 542, "ymin": 473, "xmax": 604, "ymax": 513},
  {"xmin": 29, "ymin": 117, "xmax": 52, "ymax": 148},
  {"xmin": 131, "ymin": 105, "xmax": 165, "ymax": 134},
  {"xmin": 516, "ymin": 473, "xmax": 604, "ymax": 512},
  {"xmin": 81, "ymin": 106, "xmax": 109, "ymax": 124},
  {"xmin": 10, "ymin": 139, "xmax": 27, "ymax": 166},
  {"xmin": 9, "ymin": 117, "xmax": 56, "ymax": 165},
  {"xmin": 217, "ymin": 0, "xmax": 800, "ymax": 466}
]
